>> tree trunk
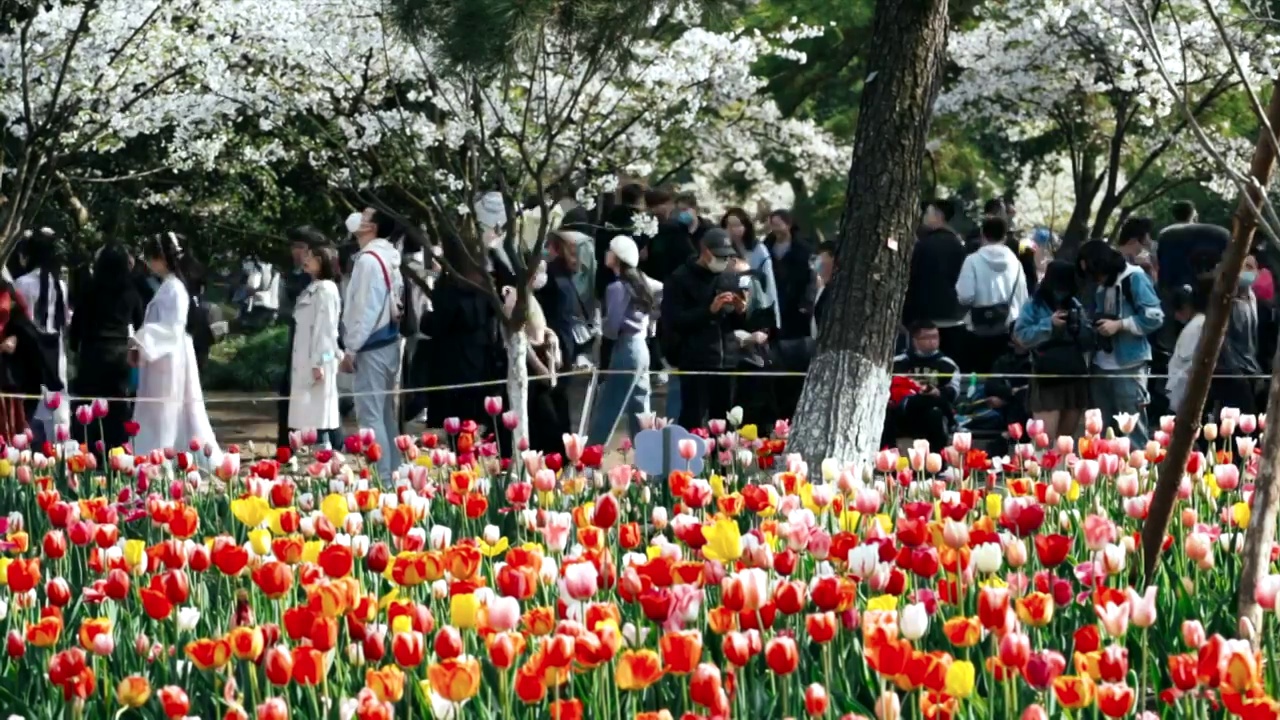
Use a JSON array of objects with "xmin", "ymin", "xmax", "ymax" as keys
[
  {"xmin": 788, "ymin": 0, "xmax": 950, "ymax": 464},
  {"xmin": 505, "ymin": 328, "xmax": 530, "ymax": 451},
  {"xmin": 1233, "ymin": 80, "xmax": 1280, "ymax": 641},
  {"xmin": 1057, "ymin": 155, "xmax": 1101, "ymax": 260},
  {"xmin": 1141, "ymin": 80, "xmax": 1280, "ymax": 581}
]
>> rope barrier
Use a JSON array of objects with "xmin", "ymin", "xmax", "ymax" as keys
[{"xmin": 5, "ymin": 367, "xmax": 1275, "ymax": 405}]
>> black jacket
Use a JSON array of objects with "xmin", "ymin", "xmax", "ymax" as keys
[
  {"xmin": 536, "ymin": 259, "xmax": 584, "ymax": 362},
  {"xmin": 661, "ymin": 259, "xmax": 741, "ymax": 370},
  {"xmin": 764, "ymin": 238, "xmax": 814, "ymax": 340},
  {"xmin": 892, "ymin": 350, "xmax": 961, "ymax": 406},
  {"xmin": 643, "ymin": 220, "xmax": 697, "ymax": 286},
  {"xmin": 904, "ymin": 226, "xmax": 967, "ymax": 326},
  {"xmin": 1156, "ymin": 223, "xmax": 1230, "ymax": 293}
]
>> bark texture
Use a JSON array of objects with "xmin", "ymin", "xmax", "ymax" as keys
[
  {"xmin": 1142, "ymin": 81, "xmax": 1280, "ymax": 581},
  {"xmin": 505, "ymin": 328, "xmax": 530, "ymax": 450},
  {"xmin": 1234, "ymin": 81, "xmax": 1280, "ymax": 639},
  {"xmin": 789, "ymin": 0, "xmax": 950, "ymax": 464}
]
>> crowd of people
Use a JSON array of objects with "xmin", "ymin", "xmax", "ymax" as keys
[
  {"xmin": 0, "ymin": 187, "xmax": 1271, "ymax": 474},
  {"xmin": 894, "ymin": 197, "xmax": 1275, "ymax": 452}
]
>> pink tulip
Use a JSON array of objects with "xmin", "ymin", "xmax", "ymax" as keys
[
  {"xmin": 1095, "ymin": 601, "xmax": 1130, "ymax": 637},
  {"xmin": 501, "ymin": 411, "xmax": 519, "ymax": 430},
  {"xmin": 54, "ymin": 424, "xmax": 69, "ymax": 443},
  {"xmin": 1020, "ymin": 705, "xmax": 1049, "ymax": 720},
  {"xmin": 1127, "ymin": 586, "xmax": 1158, "ymax": 628},
  {"xmin": 1055, "ymin": 435, "xmax": 1075, "ymax": 455},
  {"xmin": 854, "ymin": 487, "xmax": 882, "ymax": 514},
  {"xmin": 74, "ymin": 405, "xmax": 94, "ymax": 426},
  {"xmin": 562, "ymin": 562, "xmax": 598, "ymax": 600},
  {"xmin": 1184, "ymin": 532, "xmax": 1212, "ymax": 562},
  {"xmin": 773, "ymin": 419, "xmax": 790, "ymax": 439},
  {"xmin": 1074, "ymin": 459, "xmax": 1099, "ymax": 486},
  {"xmin": 1084, "ymin": 409, "xmax": 1103, "ymax": 436},
  {"xmin": 44, "ymin": 391, "xmax": 62, "ymax": 410},
  {"xmin": 1007, "ymin": 422, "xmax": 1023, "ymax": 441},
  {"xmin": 443, "ymin": 417, "xmax": 461, "ymax": 435},
  {"xmin": 533, "ymin": 469, "xmax": 557, "ymax": 492},
  {"xmin": 707, "ymin": 419, "xmax": 726, "ymax": 436},
  {"xmin": 874, "ymin": 690, "xmax": 901, "ymax": 720},
  {"xmin": 951, "ymin": 432, "xmax": 971, "ymax": 453},
  {"xmin": 1254, "ymin": 575, "xmax": 1280, "ymax": 611},
  {"xmin": 1025, "ymin": 418, "xmax": 1045, "ymax": 438},
  {"xmin": 1181, "ymin": 620, "xmax": 1206, "ymax": 648},
  {"xmin": 677, "ymin": 438, "xmax": 697, "ymax": 461},
  {"xmin": 562, "ymin": 433, "xmax": 586, "ymax": 463},
  {"xmin": 1240, "ymin": 414, "xmax": 1258, "ymax": 435},
  {"xmin": 1214, "ymin": 464, "xmax": 1240, "ymax": 491},
  {"xmin": 484, "ymin": 396, "xmax": 504, "ymax": 415},
  {"xmin": 1115, "ymin": 473, "xmax": 1139, "ymax": 498},
  {"xmin": 874, "ymin": 450, "xmax": 899, "ymax": 473},
  {"xmin": 1083, "ymin": 515, "xmax": 1117, "ymax": 551}
]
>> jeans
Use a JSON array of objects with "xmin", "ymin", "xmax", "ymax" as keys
[
  {"xmin": 1091, "ymin": 367, "xmax": 1150, "ymax": 446},
  {"xmin": 317, "ymin": 428, "xmax": 343, "ymax": 449},
  {"xmin": 665, "ymin": 376, "xmax": 682, "ymax": 422},
  {"xmin": 588, "ymin": 334, "xmax": 650, "ymax": 445},
  {"xmin": 354, "ymin": 341, "xmax": 402, "ymax": 481}
]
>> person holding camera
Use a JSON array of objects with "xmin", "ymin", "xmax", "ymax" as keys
[
  {"xmin": 660, "ymin": 228, "xmax": 745, "ymax": 429},
  {"xmin": 1014, "ymin": 261, "xmax": 1095, "ymax": 439},
  {"xmin": 1077, "ymin": 240, "xmax": 1164, "ymax": 445}
]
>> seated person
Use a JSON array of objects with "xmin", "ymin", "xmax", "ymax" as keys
[
  {"xmin": 957, "ymin": 344, "xmax": 1031, "ymax": 453},
  {"xmin": 882, "ymin": 321, "xmax": 961, "ymax": 451}
]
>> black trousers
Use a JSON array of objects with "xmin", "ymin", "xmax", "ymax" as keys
[
  {"xmin": 1208, "ymin": 375, "xmax": 1258, "ymax": 417},
  {"xmin": 677, "ymin": 372, "xmax": 734, "ymax": 430},
  {"xmin": 963, "ymin": 331, "xmax": 1010, "ymax": 376},
  {"xmin": 881, "ymin": 395, "xmax": 952, "ymax": 450},
  {"xmin": 938, "ymin": 325, "xmax": 971, "ymax": 372}
]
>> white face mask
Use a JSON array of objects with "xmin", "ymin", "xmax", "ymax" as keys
[
  {"xmin": 707, "ymin": 258, "xmax": 729, "ymax": 274},
  {"xmin": 532, "ymin": 271, "xmax": 549, "ymax": 290},
  {"xmin": 345, "ymin": 212, "xmax": 364, "ymax": 235}
]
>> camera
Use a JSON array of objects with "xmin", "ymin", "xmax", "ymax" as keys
[
  {"xmin": 1095, "ymin": 313, "xmax": 1117, "ymax": 353},
  {"xmin": 1066, "ymin": 306, "xmax": 1082, "ymax": 335}
]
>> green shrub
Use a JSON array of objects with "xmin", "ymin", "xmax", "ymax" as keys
[{"xmin": 204, "ymin": 325, "xmax": 289, "ymax": 392}]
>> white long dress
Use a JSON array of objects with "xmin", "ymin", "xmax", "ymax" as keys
[
  {"xmin": 13, "ymin": 270, "xmax": 72, "ymax": 437},
  {"xmin": 132, "ymin": 276, "xmax": 220, "ymax": 460}
]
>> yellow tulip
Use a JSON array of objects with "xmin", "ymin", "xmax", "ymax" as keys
[
  {"xmin": 479, "ymin": 537, "xmax": 509, "ymax": 558},
  {"xmin": 701, "ymin": 517, "xmax": 742, "ymax": 563},
  {"xmin": 414, "ymin": 455, "xmax": 433, "ymax": 467},
  {"xmin": 709, "ymin": 474, "xmax": 725, "ymax": 498},
  {"xmin": 945, "ymin": 660, "xmax": 976, "ymax": 698},
  {"xmin": 1204, "ymin": 473, "xmax": 1222, "ymax": 500},
  {"xmin": 1232, "ymin": 502, "xmax": 1251, "ymax": 528},
  {"xmin": 450, "ymin": 593, "xmax": 480, "ymax": 630},
  {"xmin": 0, "ymin": 557, "xmax": 9, "ymax": 585},
  {"xmin": 738, "ymin": 425, "xmax": 758, "ymax": 442},
  {"xmin": 866, "ymin": 595, "xmax": 899, "ymax": 612},
  {"xmin": 0, "ymin": 459, "xmax": 11, "ymax": 478},
  {"xmin": 875, "ymin": 514, "xmax": 893, "ymax": 534},
  {"xmin": 248, "ymin": 529, "xmax": 271, "ymax": 556},
  {"xmin": 123, "ymin": 539, "xmax": 147, "ymax": 568},
  {"xmin": 838, "ymin": 510, "xmax": 861, "ymax": 533},
  {"xmin": 231, "ymin": 496, "xmax": 269, "ymax": 527},
  {"xmin": 321, "ymin": 493, "xmax": 350, "ymax": 528},
  {"xmin": 391, "ymin": 615, "xmax": 413, "ymax": 635},
  {"xmin": 986, "ymin": 494, "xmax": 1003, "ymax": 519},
  {"xmin": 302, "ymin": 540, "xmax": 324, "ymax": 564}
]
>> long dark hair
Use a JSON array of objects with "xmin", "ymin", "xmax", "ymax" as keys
[
  {"xmin": 1036, "ymin": 260, "xmax": 1079, "ymax": 309},
  {"xmin": 1077, "ymin": 240, "xmax": 1127, "ymax": 285},
  {"xmin": 768, "ymin": 209, "xmax": 799, "ymax": 240},
  {"xmin": 26, "ymin": 235, "xmax": 67, "ymax": 332},
  {"xmin": 143, "ymin": 232, "xmax": 189, "ymax": 284},
  {"xmin": 614, "ymin": 258, "xmax": 654, "ymax": 314},
  {"xmin": 720, "ymin": 207, "xmax": 758, "ymax": 251}
]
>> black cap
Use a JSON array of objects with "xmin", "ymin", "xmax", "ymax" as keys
[{"xmin": 701, "ymin": 228, "xmax": 738, "ymax": 259}]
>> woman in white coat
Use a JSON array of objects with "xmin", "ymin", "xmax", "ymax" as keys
[
  {"xmin": 130, "ymin": 233, "xmax": 220, "ymax": 461},
  {"xmin": 288, "ymin": 245, "xmax": 343, "ymax": 448}
]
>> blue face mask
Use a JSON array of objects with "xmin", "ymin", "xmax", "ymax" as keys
[
  {"xmin": 676, "ymin": 210, "xmax": 694, "ymax": 226},
  {"xmin": 1240, "ymin": 271, "xmax": 1258, "ymax": 289}
]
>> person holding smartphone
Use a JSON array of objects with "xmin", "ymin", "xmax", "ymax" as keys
[{"xmin": 659, "ymin": 228, "xmax": 745, "ymax": 429}]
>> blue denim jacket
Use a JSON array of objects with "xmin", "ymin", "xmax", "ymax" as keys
[
  {"xmin": 1013, "ymin": 296, "xmax": 1094, "ymax": 349},
  {"xmin": 1085, "ymin": 266, "xmax": 1164, "ymax": 369}
]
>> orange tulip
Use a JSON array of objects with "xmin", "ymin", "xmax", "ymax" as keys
[
  {"xmin": 549, "ymin": 698, "xmax": 584, "ymax": 720},
  {"xmin": 707, "ymin": 606, "xmax": 738, "ymax": 634},
  {"xmin": 116, "ymin": 675, "xmax": 152, "ymax": 708},
  {"xmin": 228, "ymin": 626, "xmax": 265, "ymax": 661},
  {"xmin": 446, "ymin": 544, "xmax": 482, "ymax": 581},
  {"xmin": 616, "ymin": 649, "xmax": 665, "ymax": 690},
  {"xmin": 1219, "ymin": 640, "xmax": 1262, "ymax": 693},
  {"xmin": 487, "ymin": 631, "xmax": 527, "ymax": 669},
  {"xmin": 365, "ymin": 665, "xmax": 406, "ymax": 703},
  {"xmin": 271, "ymin": 536, "xmax": 306, "ymax": 564},
  {"xmin": 1052, "ymin": 675, "xmax": 1095, "ymax": 709},
  {"xmin": 292, "ymin": 646, "xmax": 326, "ymax": 685},
  {"xmin": 1015, "ymin": 592, "xmax": 1054, "ymax": 627},
  {"xmin": 77, "ymin": 618, "xmax": 112, "ymax": 652},
  {"xmin": 6, "ymin": 557, "xmax": 40, "ymax": 594},
  {"xmin": 25, "ymin": 615, "xmax": 63, "ymax": 648},
  {"xmin": 659, "ymin": 630, "xmax": 703, "ymax": 674},
  {"xmin": 522, "ymin": 607, "xmax": 556, "ymax": 636},
  {"xmin": 943, "ymin": 616, "xmax": 982, "ymax": 648},
  {"xmin": 427, "ymin": 657, "xmax": 482, "ymax": 703},
  {"xmin": 514, "ymin": 664, "xmax": 546, "ymax": 704},
  {"xmin": 185, "ymin": 637, "xmax": 233, "ymax": 670},
  {"xmin": 168, "ymin": 505, "xmax": 200, "ymax": 538}
]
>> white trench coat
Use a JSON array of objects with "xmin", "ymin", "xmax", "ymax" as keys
[{"xmin": 288, "ymin": 279, "xmax": 342, "ymax": 431}]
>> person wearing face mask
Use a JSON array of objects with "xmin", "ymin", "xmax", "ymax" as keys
[
  {"xmin": 1013, "ymin": 261, "xmax": 1095, "ymax": 439},
  {"xmin": 1208, "ymin": 254, "xmax": 1262, "ymax": 415},
  {"xmin": 341, "ymin": 207, "xmax": 404, "ymax": 482},
  {"xmin": 660, "ymin": 228, "xmax": 744, "ymax": 428},
  {"xmin": 764, "ymin": 209, "xmax": 814, "ymax": 341},
  {"xmin": 1076, "ymin": 240, "xmax": 1164, "ymax": 445}
]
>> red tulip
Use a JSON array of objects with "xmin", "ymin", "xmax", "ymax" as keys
[{"xmin": 764, "ymin": 636, "xmax": 799, "ymax": 674}]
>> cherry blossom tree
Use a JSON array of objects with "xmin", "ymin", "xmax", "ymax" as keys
[{"xmin": 938, "ymin": 0, "xmax": 1280, "ymax": 252}]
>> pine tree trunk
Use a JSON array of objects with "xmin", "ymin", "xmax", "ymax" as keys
[
  {"xmin": 1141, "ymin": 80, "xmax": 1280, "ymax": 581},
  {"xmin": 788, "ymin": 0, "xmax": 950, "ymax": 464}
]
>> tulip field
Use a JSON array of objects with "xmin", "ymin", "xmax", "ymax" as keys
[{"xmin": 1, "ymin": 408, "xmax": 1278, "ymax": 720}]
